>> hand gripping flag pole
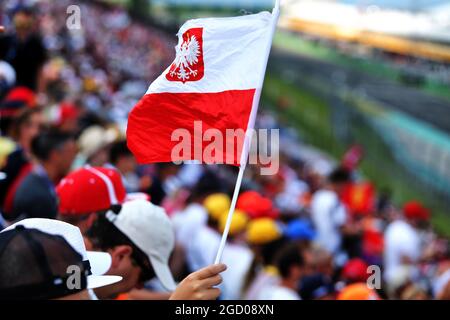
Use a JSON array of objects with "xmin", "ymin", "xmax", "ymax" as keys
[{"xmin": 214, "ymin": 0, "xmax": 281, "ymax": 264}]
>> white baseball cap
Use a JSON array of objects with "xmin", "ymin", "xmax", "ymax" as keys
[
  {"xmin": 105, "ymin": 199, "xmax": 177, "ymax": 291},
  {"xmin": 2, "ymin": 218, "xmax": 122, "ymax": 289}
]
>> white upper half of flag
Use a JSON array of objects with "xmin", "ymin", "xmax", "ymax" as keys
[{"xmin": 147, "ymin": 11, "xmax": 274, "ymax": 94}]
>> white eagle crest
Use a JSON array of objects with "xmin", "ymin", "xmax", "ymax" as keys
[{"xmin": 170, "ymin": 34, "xmax": 201, "ymax": 82}]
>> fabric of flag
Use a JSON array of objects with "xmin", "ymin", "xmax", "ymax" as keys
[{"xmin": 127, "ymin": 12, "xmax": 274, "ymax": 166}]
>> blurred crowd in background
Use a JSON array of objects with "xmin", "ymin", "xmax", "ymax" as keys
[{"xmin": 0, "ymin": 0, "xmax": 449, "ymax": 300}]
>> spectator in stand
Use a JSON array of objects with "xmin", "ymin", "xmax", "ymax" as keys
[
  {"xmin": 185, "ymin": 192, "xmax": 229, "ymax": 274},
  {"xmin": 340, "ymin": 258, "xmax": 370, "ymax": 285},
  {"xmin": 283, "ymin": 218, "xmax": 317, "ymax": 249},
  {"xmin": 170, "ymin": 174, "xmax": 224, "ymax": 281},
  {"xmin": 108, "ymin": 140, "xmax": 140, "ymax": 193},
  {"xmin": 0, "ymin": 219, "xmax": 227, "ymax": 300},
  {"xmin": 76, "ymin": 125, "xmax": 120, "ymax": 168},
  {"xmin": 299, "ymin": 246, "xmax": 336, "ymax": 299},
  {"xmin": 0, "ymin": 86, "xmax": 37, "ymax": 138},
  {"xmin": 10, "ymin": 130, "xmax": 77, "ymax": 221},
  {"xmin": 0, "ymin": 7, "xmax": 47, "ymax": 91},
  {"xmin": 299, "ymin": 273, "xmax": 336, "ymax": 300},
  {"xmin": 217, "ymin": 209, "xmax": 253, "ymax": 300},
  {"xmin": 310, "ymin": 167, "xmax": 355, "ymax": 267},
  {"xmin": 0, "ymin": 108, "xmax": 45, "ymax": 218},
  {"xmin": 302, "ymin": 246, "xmax": 334, "ymax": 279},
  {"xmin": 146, "ymin": 163, "xmax": 180, "ymax": 206},
  {"xmin": 85, "ymin": 199, "xmax": 175, "ymax": 299},
  {"xmin": 258, "ymin": 243, "xmax": 305, "ymax": 300},
  {"xmin": 243, "ymin": 218, "xmax": 287, "ymax": 300},
  {"xmin": 56, "ymin": 166, "xmax": 126, "ymax": 235},
  {"xmin": 384, "ymin": 201, "xmax": 431, "ymax": 291},
  {"xmin": 86, "ymin": 199, "xmax": 226, "ymax": 300},
  {"xmin": 2, "ymin": 218, "xmax": 123, "ymax": 300}
]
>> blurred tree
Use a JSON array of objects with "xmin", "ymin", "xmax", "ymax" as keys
[{"xmin": 130, "ymin": 0, "xmax": 149, "ymax": 19}]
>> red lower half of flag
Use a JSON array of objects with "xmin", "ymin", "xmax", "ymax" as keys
[{"xmin": 127, "ymin": 89, "xmax": 256, "ymax": 166}]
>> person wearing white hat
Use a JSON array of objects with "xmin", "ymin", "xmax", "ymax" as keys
[
  {"xmin": 2, "ymin": 218, "xmax": 123, "ymax": 299},
  {"xmin": 86, "ymin": 199, "xmax": 227, "ymax": 300}
]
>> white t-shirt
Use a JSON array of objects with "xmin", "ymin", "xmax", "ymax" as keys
[
  {"xmin": 384, "ymin": 220, "xmax": 421, "ymax": 283},
  {"xmin": 310, "ymin": 189, "xmax": 347, "ymax": 255},
  {"xmin": 171, "ymin": 203, "xmax": 208, "ymax": 246},
  {"xmin": 275, "ymin": 179, "xmax": 309, "ymax": 212},
  {"xmin": 258, "ymin": 285, "xmax": 301, "ymax": 300},
  {"xmin": 186, "ymin": 225, "xmax": 221, "ymax": 272},
  {"xmin": 186, "ymin": 224, "xmax": 255, "ymax": 300},
  {"xmin": 243, "ymin": 268, "xmax": 280, "ymax": 300},
  {"xmin": 220, "ymin": 242, "xmax": 254, "ymax": 300}
]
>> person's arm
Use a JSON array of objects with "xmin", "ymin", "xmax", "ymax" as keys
[{"xmin": 169, "ymin": 264, "xmax": 227, "ymax": 300}]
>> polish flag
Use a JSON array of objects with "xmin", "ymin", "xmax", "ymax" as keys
[{"xmin": 127, "ymin": 11, "xmax": 277, "ymax": 166}]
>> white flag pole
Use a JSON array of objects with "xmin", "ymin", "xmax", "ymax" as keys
[{"xmin": 214, "ymin": 0, "xmax": 281, "ymax": 265}]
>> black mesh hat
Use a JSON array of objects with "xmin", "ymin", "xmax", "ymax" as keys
[{"xmin": 0, "ymin": 226, "xmax": 89, "ymax": 300}]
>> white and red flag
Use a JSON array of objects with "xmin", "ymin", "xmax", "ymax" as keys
[
  {"xmin": 127, "ymin": 9, "xmax": 278, "ymax": 166},
  {"xmin": 127, "ymin": 2, "xmax": 280, "ymax": 264}
]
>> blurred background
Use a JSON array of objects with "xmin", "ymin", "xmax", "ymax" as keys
[
  {"xmin": 0, "ymin": 0, "xmax": 449, "ymax": 300},
  {"xmin": 95, "ymin": 0, "xmax": 450, "ymax": 235}
]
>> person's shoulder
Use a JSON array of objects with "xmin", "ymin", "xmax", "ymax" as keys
[
  {"xmin": 386, "ymin": 220, "xmax": 408, "ymax": 231},
  {"xmin": 311, "ymin": 189, "xmax": 337, "ymax": 206},
  {"xmin": 196, "ymin": 225, "xmax": 220, "ymax": 244},
  {"xmin": 16, "ymin": 171, "xmax": 35, "ymax": 186},
  {"xmin": 184, "ymin": 203, "xmax": 208, "ymax": 216},
  {"xmin": 314, "ymin": 189, "xmax": 336, "ymax": 199},
  {"xmin": 0, "ymin": 34, "xmax": 13, "ymax": 43},
  {"xmin": 262, "ymin": 286, "xmax": 300, "ymax": 300},
  {"xmin": 385, "ymin": 220, "xmax": 415, "ymax": 240},
  {"xmin": 27, "ymin": 33, "xmax": 45, "ymax": 45},
  {"xmin": 15, "ymin": 172, "xmax": 48, "ymax": 195}
]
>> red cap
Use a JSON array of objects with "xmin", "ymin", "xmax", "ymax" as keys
[
  {"xmin": 362, "ymin": 230, "xmax": 384, "ymax": 256},
  {"xmin": 236, "ymin": 191, "xmax": 279, "ymax": 220},
  {"xmin": 403, "ymin": 201, "xmax": 430, "ymax": 221},
  {"xmin": 56, "ymin": 167, "xmax": 126, "ymax": 215},
  {"xmin": 57, "ymin": 102, "xmax": 79, "ymax": 126},
  {"xmin": 341, "ymin": 258, "xmax": 369, "ymax": 283},
  {"xmin": 5, "ymin": 86, "xmax": 36, "ymax": 107}
]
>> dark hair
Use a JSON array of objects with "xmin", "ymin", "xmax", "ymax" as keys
[
  {"xmin": 109, "ymin": 140, "xmax": 133, "ymax": 165},
  {"xmin": 14, "ymin": 6, "xmax": 35, "ymax": 17},
  {"xmin": 260, "ymin": 236, "xmax": 288, "ymax": 266},
  {"xmin": 30, "ymin": 130, "xmax": 75, "ymax": 161},
  {"xmin": 11, "ymin": 107, "xmax": 43, "ymax": 140},
  {"xmin": 275, "ymin": 243, "xmax": 304, "ymax": 279},
  {"xmin": 87, "ymin": 209, "xmax": 132, "ymax": 251},
  {"xmin": 328, "ymin": 167, "xmax": 352, "ymax": 184},
  {"xmin": 86, "ymin": 212, "xmax": 155, "ymax": 281},
  {"xmin": 188, "ymin": 170, "xmax": 225, "ymax": 202}
]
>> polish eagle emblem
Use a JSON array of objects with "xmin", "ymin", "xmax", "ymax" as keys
[{"xmin": 166, "ymin": 28, "xmax": 204, "ymax": 83}]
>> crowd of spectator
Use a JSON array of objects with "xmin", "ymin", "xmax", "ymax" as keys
[{"xmin": 0, "ymin": 0, "xmax": 449, "ymax": 300}]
